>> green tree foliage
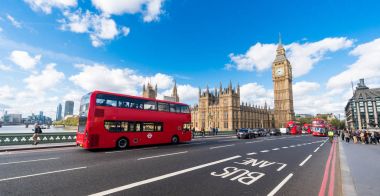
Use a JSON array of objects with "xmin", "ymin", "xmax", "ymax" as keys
[
  {"xmin": 52, "ymin": 116, "xmax": 79, "ymax": 126},
  {"xmin": 298, "ymin": 117, "xmax": 312, "ymax": 125}
]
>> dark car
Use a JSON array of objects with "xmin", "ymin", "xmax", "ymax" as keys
[
  {"xmin": 252, "ymin": 128, "xmax": 266, "ymax": 137},
  {"xmin": 269, "ymin": 128, "xmax": 281, "ymax": 136},
  {"xmin": 237, "ymin": 129, "xmax": 256, "ymax": 139}
]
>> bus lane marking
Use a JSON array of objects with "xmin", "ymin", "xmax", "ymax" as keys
[
  {"xmin": 0, "ymin": 157, "xmax": 59, "ymax": 166},
  {"xmin": 0, "ymin": 166, "xmax": 87, "ymax": 182},
  {"xmin": 299, "ymin": 155, "xmax": 312, "ymax": 167},
  {"xmin": 267, "ymin": 173, "xmax": 294, "ymax": 196},
  {"xmin": 89, "ymin": 155, "xmax": 242, "ymax": 196},
  {"xmin": 137, "ymin": 151, "xmax": 188, "ymax": 160},
  {"xmin": 209, "ymin": 144, "xmax": 235, "ymax": 149}
]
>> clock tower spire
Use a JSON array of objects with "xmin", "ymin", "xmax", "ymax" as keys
[{"xmin": 272, "ymin": 35, "xmax": 295, "ymax": 128}]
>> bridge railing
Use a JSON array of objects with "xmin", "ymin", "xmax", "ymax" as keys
[
  {"xmin": 0, "ymin": 132, "xmax": 77, "ymax": 146},
  {"xmin": 0, "ymin": 131, "xmax": 237, "ymax": 146}
]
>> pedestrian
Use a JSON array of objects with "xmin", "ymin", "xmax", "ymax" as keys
[
  {"xmin": 32, "ymin": 123, "xmax": 42, "ymax": 145},
  {"xmin": 341, "ymin": 129, "xmax": 345, "ymax": 141},
  {"xmin": 353, "ymin": 131, "xmax": 358, "ymax": 144},
  {"xmin": 328, "ymin": 129, "xmax": 334, "ymax": 143},
  {"xmin": 360, "ymin": 131, "xmax": 365, "ymax": 144},
  {"xmin": 201, "ymin": 127, "xmax": 205, "ymax": 137},
  {"xmin": 215, "ymin": 127, "xmax": 219, "ymax": 135},
  {"xmin": 344, "ymin": 131, "xmax": 350, "ymax": 143},
  {"xmin": 370, "ymin": 132, "xmax": 377, "ymax": 144}
]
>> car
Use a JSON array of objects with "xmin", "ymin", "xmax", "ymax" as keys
[
  {"xmin": 269, "ymin": 128, "xmax": 281, "ymax": 136},
  {"xmin": 280, "ymin": 128, "xmax": 289, "ymax": 135},
  {"xmin": 252, "ymin": 128, "xmax": 266, "ymax": 137},
  {"xmin": 237, "ymin": 129, "xmax": 256, "ymax": 139}
]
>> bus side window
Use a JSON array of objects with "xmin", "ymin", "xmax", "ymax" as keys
[
  {"xmin": 181, "ymin": 106, "xmax": 190, "ymax": 113},
  {"xmin": 155, "ymin": 123, "xmax": 163, "ymax": 132},
  {"xmin": 158, "ymin": 102, "xmax": 169, "ymax": 112},
  {"xmin": 135, "ymin": 122, "xmax": 142, "ymax": 132},
  {"xmin": 96, "ymin": 98, "xmax": 107, "ymax": 106}
]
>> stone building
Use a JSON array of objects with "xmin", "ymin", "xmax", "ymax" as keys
[
  {"xmin": 191, "ymin": 82, "xmax": 273, "ymax": 131},
  {"xmin": 272, "ymin": 35, "xmax": 295, "ymax": 128},
  {"xmin": 345, "ymin": 79, "xmax": 380, "ymax": 130},
  {"xmin": 142, "ymin": 82, "xmax": 157, "ymax": 99}
]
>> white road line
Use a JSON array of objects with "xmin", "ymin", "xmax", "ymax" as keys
[
  {"xmin": 89, "ymin": 155, "xmax": 242, "ymax": 196},
  {"xmin": 260, "ymin": 150, "xmax": 269, "ymax": 153},
  {"xmin": 272, "ymin": 148, "xmax": 279, "ymax": 151},
  {"xmin": 282, "ymin": 147, "xmax": 288, "ymax": 149},
  {"xmin": 209, "ymin": 144, "xmax": 235, "ymax": 149},
  {"xmin": 307, "ymin": 143, "xmax": 311, "ymax": 145},
  {"xmin": 191, "ymin": 142, "xmax": 206, "ymax": 145},
  {"xmin": 0, "ymin": 166, "xmax": 87, "ymax": 182},
  {"xmin": 245, "ymin": 140, "xmax": 263, "ymax": 144},
  {"xmin": 246, "ymin": 152, "xmax": 257, "ymax": 155},
  {"xmin": 219, "ymin": 139, "xmax": 239, "ymax": 142},
  {"xmin": 299, "ymin": 155, "xmax": 312, "ymax": 166},
  {"xmin": 105, "ymin": 147, "xmax": 159, "ymax": 154},
  {"xmin": 0, "ymin": 157, "xmax": 59, "ymax": 166},
  {"xmin": 267, "ymin": 173, "xmax": 294, "ymax": 196},
  {"xmin": 137, "ymin": 151, "xmax": 188, "ymax": 160},
  {"xmin": 320, "ymin": 143, "xmax": 324, "ymax": 147},
  {"xmin": 290, "ymin": 145, "xmax": 295, "ymax": 148},
  {"xmin": 314, "ymin": 147, "xmax": 320, "ymax": 152},
  {"xmin": 0, "ymin": 147, "xmax": 76, "ymax": 156}
]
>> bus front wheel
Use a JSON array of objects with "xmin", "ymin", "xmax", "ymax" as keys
[
  {"xmin": 171, "ymin": 136, "xmax": 179, "ymax": 144},
  {"xmin": 116, "ymin": 138, "xmax": 128, "ymax": 149}
]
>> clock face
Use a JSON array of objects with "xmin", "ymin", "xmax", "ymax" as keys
[{"xmin": 275, "ymin": 67, "xmax": 284, "ymax": 76}]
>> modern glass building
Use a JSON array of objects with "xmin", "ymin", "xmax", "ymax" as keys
[
  {"xmin": 345, "ymin": 79, "xmax": 380, "ymax": 130},
  {"xmin": 64, "ymin": 101, "xmax": 74, "ymax": 117},
  {"xmin": 56, "ymin": 103, "xmax": 62, "ymax": 121}
]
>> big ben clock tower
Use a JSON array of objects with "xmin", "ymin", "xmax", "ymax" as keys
[{"xmin": 272, "ymin": 35, "xmax": 295, "ymax": 128}]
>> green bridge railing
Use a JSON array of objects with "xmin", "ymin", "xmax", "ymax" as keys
[
  {"xmin": 0, "ymin": 132, "xmax": 77, "ymax": 146},
  {"xmin": 0, "ymin": 131, "xmax": 236, "ymax": 146}
]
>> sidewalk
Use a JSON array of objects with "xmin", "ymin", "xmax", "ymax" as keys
[
  {"xmin": 339, "ymin": 139, "xmax": 380, "ymax": 196},
  {"xmin": 0, "ymin": 142, "xmax": 76, "ymax": 152}
]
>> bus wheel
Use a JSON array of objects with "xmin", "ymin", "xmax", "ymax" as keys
[
  {"xmin": 116, "ymin": 138, "xmax": 128, "ymax": 149},
  {"xmin": 171, "ymin": 136, "xmax": 179, "ymax": 144}
]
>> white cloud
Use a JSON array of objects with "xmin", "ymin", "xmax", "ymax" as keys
[
  {"xmin": 160, "ymin": 84, "xmax": 199, "ymax": 104},
  {"xmin": 0, "ymin": 63, "xmax": 12, "ymax": 71},
  {"xmin": 24, "ymin": 63, "xmax": 65, "ymax": 92},
  {"xmin": 69, "ymin": 64, "xmax": 174, "ymax": 95},
  {"xmin": 60, "ymin": 10, "xmax": 124, "ymax": 47},
  {"xmin": 9, "ymin": 50, "xmax": 42, "ymax": 70},
  {"xmin": 0, "ymin": 26, "xmax": 3, "ymax": 32},
  {"xmin": 227, "ymin": 37, "xmax": 353, "ymax": 77},
  {"xmin": 0, "ymin": 85, "xmax": 14, "ymax": 99},
  {"xmin": 292, "ymin": 81, "xmax": 320, "ymax": 97},
  {"xmin": 327, "ymin": 38, "xmax": 380, "ymax": 89},
  {"xmin": 122, "ymin": 26, "xmax": 130, "ymax": 36},
  {"xmin": 6, "ymin": 14, "xmax": 21, "ymax": 28},
  {"xmin": 24, "ymin": 0, "xmax": 77, "ymax": 14},
  {"xmin": 240, "ymin": 83, "xmax": 273, "ymax": 108},
  {"xmin": 91, "ymin": 0, "xmax": 165, "ymax": 22}
]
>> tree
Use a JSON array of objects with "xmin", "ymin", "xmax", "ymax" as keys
[{"xmin": 299, "ymin": 117, "xmax": 312, "ymax": 125}]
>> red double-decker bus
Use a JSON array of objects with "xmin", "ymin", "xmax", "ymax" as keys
[
  {"xmin": 286, "ymin": 121, "xmax": 301, "ymax": 135},
  {"xmin": 76, "ymin": 91, "xmax": 192, "ymax": 150},
  {"xmin": 311, "ymin": 119, "xmax": 328, "ymax": 137},
  {"xmin": 302, "ymin": 124, "xmax": 311, "ymax": 134}
]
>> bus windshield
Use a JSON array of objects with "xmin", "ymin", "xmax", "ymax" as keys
[{"xmin": 78, "ymin": 93, "xmax": 91, "ymax": 133}]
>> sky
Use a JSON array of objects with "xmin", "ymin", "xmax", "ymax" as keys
[{"xmin": 0, "ymin": 0, "xmax": 380, "ymax": 119}]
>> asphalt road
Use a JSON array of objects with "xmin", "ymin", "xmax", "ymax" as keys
[{"xmin": 0, "ymin": 134, "xmax": 340, "ymax": 196}]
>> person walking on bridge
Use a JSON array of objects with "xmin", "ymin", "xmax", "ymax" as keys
[{"xmin": 32, "ymin": 123, "xmax": 42, "ymax": 145}]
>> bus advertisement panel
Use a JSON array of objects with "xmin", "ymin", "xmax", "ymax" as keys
[
  {"xmin": 311, "ymin": 119, "xmax": 328, "ymax": 137},
  {"xmin": 286, "ymin": 121, "xmax": 301, "ymax": 135},
  {"xmin": 76, "ymin": 91, "xmax": 192, "ymax": 150}
]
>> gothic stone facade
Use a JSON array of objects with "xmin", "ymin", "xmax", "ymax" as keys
[
  {"xmin": 272, "ymin": 37, "xmax": 295, "ymax": 128},
  {"xmin": 191, "ymin": 82, "xmax": 274, "ymax": 131}
]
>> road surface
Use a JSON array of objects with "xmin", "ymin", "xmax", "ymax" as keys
[{"xmin": 0, "ymin": 134, "xmax": 340, "ymax": 196}]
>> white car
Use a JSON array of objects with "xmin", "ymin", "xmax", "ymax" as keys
[{"xmin": 280, "ymin": 128, "xmax": 289, "ymax": 134}]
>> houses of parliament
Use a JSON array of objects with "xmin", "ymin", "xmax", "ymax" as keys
[{"xmin": 143, "ymin": 36, "xmax": 295, "ymax": 130}]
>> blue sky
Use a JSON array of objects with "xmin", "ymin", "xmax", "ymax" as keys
[{"xmin": 0, "ymin": 0, "xmax": 380, "ymax": 118}]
